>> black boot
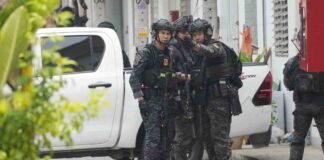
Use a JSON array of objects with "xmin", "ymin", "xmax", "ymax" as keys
[{"xmin": 289, "ymin": 142, "xmax": 305, "ymax": 160}]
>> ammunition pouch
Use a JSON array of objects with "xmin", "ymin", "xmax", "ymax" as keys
[
  {"xmin": 228, "ymin": 86, "xmax": 242, "ymax": 116},
  {"xmin": 207, "ymin": 79, "xmax": 229, "ymax": 98},
  {"xmin": 157, "ymin": 71, "xmax": 177, "ymax": 89},
  {"xmin": 207, "ymin": 79, "xmax": 242, "ymax": 115}
]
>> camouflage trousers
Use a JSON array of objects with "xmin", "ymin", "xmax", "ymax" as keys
[
  {"xmin": 172, "ymin": 104, "xmax": 215, "ymax": 160},
  {"xmin": 139, "ymin": 96, "xmax": 175, "ymax": 160},
  {"xmin": 290, "ymin": 102, "xmax": 324, "ymax": 160},
  {"xmin": 206, "ymin": 97, "xmax": 232, "ymax": 160}
]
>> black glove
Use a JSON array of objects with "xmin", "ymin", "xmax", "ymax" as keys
[{"xmin": 183, "ymin": 36, "xmax": 196, "ymax": 48}]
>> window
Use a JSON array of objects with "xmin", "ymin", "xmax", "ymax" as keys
[
  {"xmin": 43, "ymin": 35, "xmax": 105, "ymax": 73},
  {"xmin": 273, "ymin": 0, "xmax": 289, "ymax": 57}
]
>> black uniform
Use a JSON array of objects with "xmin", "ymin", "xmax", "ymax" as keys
[
  {"xmin": 169, "ymin": 38, "xmax": 207, "ymax": 160},
  {"xmin": 283, "ymin": 55, "xmax": 324, "ymax": 160},
  {"xmin": 189, "ymin": 18, "xmax": 242, "ymax": 160}
]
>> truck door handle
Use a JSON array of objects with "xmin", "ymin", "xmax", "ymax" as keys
[{"xmin": 88, "ymin": 82, "xmax": 112, "ymax": 89}]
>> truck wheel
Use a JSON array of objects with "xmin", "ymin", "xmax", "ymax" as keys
[{"xmin": 249, "ymin": 125, "xmax": 272, "ymax": 148}]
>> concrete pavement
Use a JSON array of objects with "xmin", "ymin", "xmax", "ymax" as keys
[
  {"xmin": 54, "ymin": 144, "xmax": 323, "ymax": 160},
  {"xmin": 230, "ymin": 144, "xmax": 323, "ymax": 160}
]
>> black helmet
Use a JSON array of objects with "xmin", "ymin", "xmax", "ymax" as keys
[
  {"xmin": 174, "ymin": 16, "xmax": 193, "ymax": 32},
  {"xmin": 189, "ymin": 18, "xmax": 213, "ymax": 39},
  {"xmin": 98, "ymin": 21, "xmax": 116, "ymax": 30},
  {"xmin": 151, "ymin": 19, "xmax": 173, "ymax": 39}
]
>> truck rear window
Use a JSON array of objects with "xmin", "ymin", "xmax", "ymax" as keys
[{"xmin": 42, "ymin": 35, "xmax": 105, "ymax": 73}]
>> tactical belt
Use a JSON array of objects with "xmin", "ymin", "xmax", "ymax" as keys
[
  {"xmin": 142, "ymin": 87, "xmax": 168, "ymax": 97},
  {"xmin": 295, "ymin": 92, "xmax": 324, "ymax": 103}
]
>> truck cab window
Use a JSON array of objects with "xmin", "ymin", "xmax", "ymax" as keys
[{"xmin": 42, "ymin": 35, "xmax": 105, "ymax": 73}]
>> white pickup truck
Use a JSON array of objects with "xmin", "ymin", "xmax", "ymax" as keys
[{"xmin": 35, "ymin": 27, "xmax": 272, "ymax": 159}]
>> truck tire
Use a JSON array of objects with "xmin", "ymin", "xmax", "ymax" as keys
[{"xmin": 249, "ymin": 125, "xmax": 272, "ymax": 148}]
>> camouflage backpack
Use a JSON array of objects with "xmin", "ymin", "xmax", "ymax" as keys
[{"xmin": 283, "ymin": 55, "xmax": 299, "ymax": 91}]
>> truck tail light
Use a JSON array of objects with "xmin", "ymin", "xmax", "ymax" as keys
[{"xmin": 252, "ymin": 72, "xmax": 272, "ymax": 106}]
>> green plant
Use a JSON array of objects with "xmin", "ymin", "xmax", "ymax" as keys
[
  {"xmin": 271, "ymin": 100, "xmax": 279, "ymax": 125},
  {"xmin": 254, "ymin": 48, "xmax": 267, "ymax": 63},
  {"xmin": 0, "ymin": 1, "xmax": 103, "ymax": 159},
  {"xmin": 239, "ymin": 52, "xmax": 252, "ymax": 63},
  {"xmin": 240, "ymin": 47, "xmax": 271, "ymax": 63},
  {"xmin": 271, "ymin": 81, "xmax": 280, "ymax": 125}
]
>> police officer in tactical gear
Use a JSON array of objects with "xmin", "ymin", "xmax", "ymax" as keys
[
  {"xmin": 129, "ymin": 18, "xmax": 176, "ymax": 160},
  {"xmin": 98, "ymin": 21, "xmax": 131, "ymax": 68},
  {"xmin": 169, "ymin": 16, "xmax": 201, "ymax": 160},
  {"xmin": 189, "ymin": 18, "xmax": 242, "ymax": 160},
  {"xmin": 283, "ymin": 55, "xmax": 324, "ymax": 160}
]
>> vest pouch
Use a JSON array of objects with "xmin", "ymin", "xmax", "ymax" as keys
[
  {"xmin": 207, "ymin": 84, "xmax": 220, "ymax": 100},
  {"xmin": 219, "ymin": 79, "xmax": 229, "ymax": 97},
  {"xmin": 295, "ymin": 73, "xmax": 315, "ymax": 92},
  {"xmin": 228, "ymin": 87, "xmax": 242, "ymax": 116},
  {"xmin": 157, "ymin": 72, "xmax": 177, "ymax": 89}
]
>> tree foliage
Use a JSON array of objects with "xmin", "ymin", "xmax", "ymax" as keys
[{"xmin": 0, "ymin": 1, "xmax": 102, "ymax": 159}]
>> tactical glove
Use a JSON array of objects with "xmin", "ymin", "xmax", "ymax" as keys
[{"xmin": 183, "ymin": 36, "xmax": 196, "ymax": 48}]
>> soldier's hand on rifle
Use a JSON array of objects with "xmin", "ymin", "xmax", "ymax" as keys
[
  {"xmin": 176, "ymin": 72, "xmax": 190, "ymax": 81},
  {"xmin": 183, "ymin": 36, "xmax": 196, "ymax": 48},
  {"xmin": 192, "ymin": 43, "xmax": 201, "ymax": 52}
]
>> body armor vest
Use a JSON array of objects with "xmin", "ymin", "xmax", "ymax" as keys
[
  {"xmin": 205, "ymin": 43, "xmax": 236, "ymax": 81},
  {"xmin": 142, "ymin": 46, "xmax": 177, "ymax": 89}
]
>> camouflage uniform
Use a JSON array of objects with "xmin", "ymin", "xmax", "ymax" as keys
[
  {"xmin": 130, "ymin": 43, "xmax": 176, "ymax": 160},
  {"xmin": 129, "ymin": 19, "xmax": 176, "ymax": 160},
  {"xmin": 171, "ymin": 42, "xmax": 215, "ymax": 160},
  {"xmin": 283, "ymin": 56, "xmax": 324, "ymax": 160},
  {"xmin": 170, "ymin": 39, "xmax": 206, "ymax": 160},
  {"xmin": 189, "ymin": 18, "xmax": 242, "ymax": 160},
  {"xmin": 169, "ymin": 16, "xmax": 214, "ymax": 160},
  {"xmin": 199, "ymin": 40, "xmax": 239, "ymax": 160}
]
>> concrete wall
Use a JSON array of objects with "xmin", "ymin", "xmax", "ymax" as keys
[{"xmin": 218, "ymin": 0, "xmax": 239, "ymax": 53}]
